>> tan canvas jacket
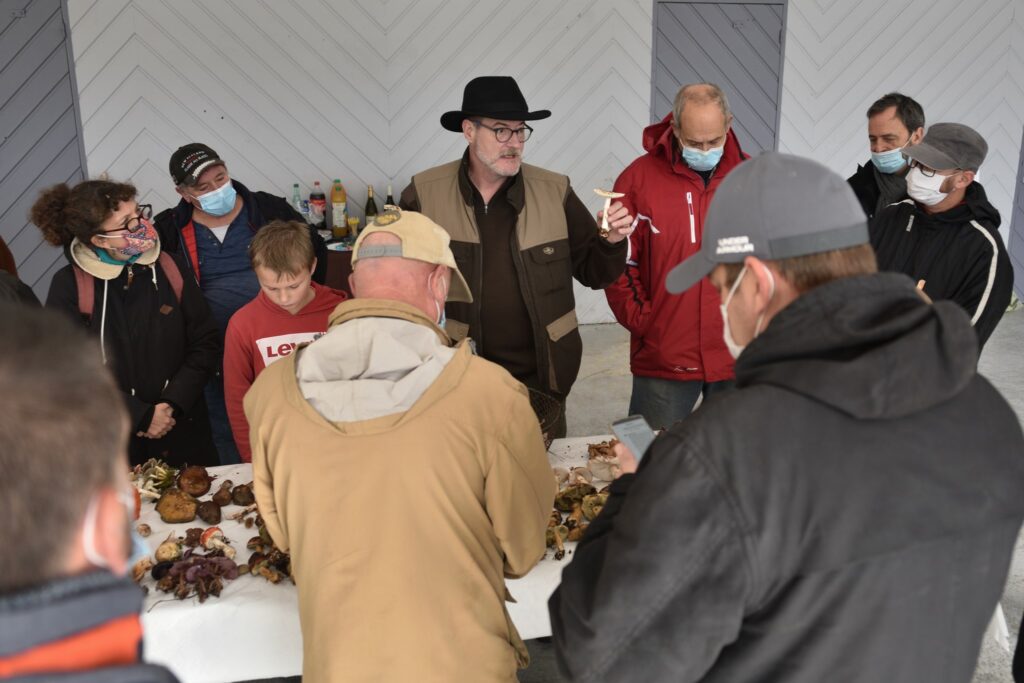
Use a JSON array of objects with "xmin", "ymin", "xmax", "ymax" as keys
[{"xmin": 246, "ymin": 299, "xmax": 555, "ymax": 682}]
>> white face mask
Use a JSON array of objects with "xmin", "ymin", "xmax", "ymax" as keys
[
  {"xmin": 905, "ymin": 166, "xmax": 951, "ymax": 206},
  {"xmin": 720, "ymin": 265, "xmax": 775, "ymax": 359},
  {"xmin": 428, "ymin": 273, "xmax": 448, "ymax": 327}
]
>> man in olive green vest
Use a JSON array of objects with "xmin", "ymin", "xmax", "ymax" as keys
[{"xmin": 401, "ymin": 76, "xmax": 633, "ymax": 437}]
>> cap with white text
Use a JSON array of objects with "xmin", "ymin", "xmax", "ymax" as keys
[
  {"xmin": 665, "ymin": 152, "xmax": 869, "ymax": 294},
  {"xmin": 169, "ymin": 143, "xmax": 225, "ymax": 186}
]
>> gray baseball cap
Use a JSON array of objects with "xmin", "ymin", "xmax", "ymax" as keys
[
  {"xmin": 902, "ymin": 122, "xmax": 987, "ymax": 172},
  {"xmin": 666, "ymin": 152, "xmax": 869, "ymax": 294}
]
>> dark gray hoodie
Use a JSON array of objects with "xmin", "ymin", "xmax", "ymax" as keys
[{"xmin": 550, "ymin": 273, "xmax": 1024, "ymax": 683}]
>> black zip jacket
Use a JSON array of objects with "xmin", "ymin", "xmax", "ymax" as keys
[
  {"xmin": 154, "ymin": 179, "xmax": 327, "ymax": 285},
  {"xmin": 550, "ymin": 273, "xmax": 1024, "ymax": 683},
  {"xmin": 847, "ymin": 159, "xmax": 910, "ymax": 221},
  {"xmin": 46, "ymin": 246, "xmax": 220, "ymax": 467},
  {"xmin": 869, "ymin": 182, "xmax": 1012, "ymax": 350},
  {"xmin": 848, "ymin": 160, "xmax": 882, "ymax": 218}
]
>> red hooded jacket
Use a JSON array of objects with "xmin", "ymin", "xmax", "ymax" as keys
[{"xmin": 605, "ymin": 114, "xmax": 747, "ymax": 382}]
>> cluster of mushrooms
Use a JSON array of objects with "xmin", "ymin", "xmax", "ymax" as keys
[
  {"xmin": 131, "ymin": 462, "xmax": 292, "ymax": 603},
  {"xmin": 546, "ymin": 441, "xmax": 620, "ymax": 560}
]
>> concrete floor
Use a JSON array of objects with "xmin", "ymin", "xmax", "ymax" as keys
[{"xmin": 521, "ymin": 310, "xmax": 1024, "ymax": 683}]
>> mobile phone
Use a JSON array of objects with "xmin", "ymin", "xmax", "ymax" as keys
[{"xmin": 611, "ymin": 415, "xmax": 656, "ymax": 463}]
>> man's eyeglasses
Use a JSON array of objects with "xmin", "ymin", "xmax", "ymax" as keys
[
  {"xmin": 909, "ymin": 160, "xmax": 959, "ymax": 178},
  {"xmin": 100, "ymin": 204, "xmax": 153, "ymax": 237},
  {"xmin": 471, "ymin": 120, "xmax": 533, "ymax": 143}
]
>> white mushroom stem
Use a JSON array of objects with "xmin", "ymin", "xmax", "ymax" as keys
[
  {"xmin": 593, "ymin": 189, "xmax": 625, "ymax": 236},
  {"xmin": 229, "ymin": 504, "xmax": 258, "ymax": 522},
  {"xmin": 208, "ymin": 538, "xmax": 236, "ymax": 559}
]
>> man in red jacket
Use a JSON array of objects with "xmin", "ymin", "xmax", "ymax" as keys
[{"xmin": 605, "ymin": 83, "xmax": 748, "ymax": 428}]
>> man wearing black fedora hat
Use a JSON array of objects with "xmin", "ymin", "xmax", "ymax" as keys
[{"xmin": 401, "ymin": 76, "xmax": 633, "ymax": 435}]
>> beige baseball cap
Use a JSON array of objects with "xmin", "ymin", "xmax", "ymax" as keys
[{"xmin": 351, "ymin": 209, "xmax": 473, "ymax": 303}]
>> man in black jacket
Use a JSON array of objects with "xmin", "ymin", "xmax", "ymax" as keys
[
  {"xmin": 549, "ymin": 153, "xmax": 1024, "ymax": 683},
  {"xmin": 870, "ymin": 123, "xmax": 1012, "ymax": 350},
  {"xmin": 154, "ymin": 143, "xmax": 327, "ymax": 464},
  {"xmin": 847, "ymin": 92, "xmax": 925, "ymax": 220},
  {"xmin": 0, "ymin": 304, "xmax": 178, "ymax": 682}
]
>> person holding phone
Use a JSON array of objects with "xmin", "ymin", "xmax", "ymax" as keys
[{"xmin": 548, "ymin": 153, "xmax": 1024, "ymax": 683}]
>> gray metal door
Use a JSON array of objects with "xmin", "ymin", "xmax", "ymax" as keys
[
  {"xmin": 1, "ymin": 0, "xmax": 88, "ymax": 300},
  {"xmin": 1010, "ymin": 125, "xmax": 1024, "ymax": 300},
  {"xmin": 652, "ymin": 1, "xmax": 785, "ymax": 154}
]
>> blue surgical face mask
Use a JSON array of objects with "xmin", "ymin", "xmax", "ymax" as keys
[
  {"xmin": 194, "ymin": 181, "xmax": 237, "ymax": 216},
  {"xmin": 871, "ymin": 147, "xmax": 908, "ymax": 174},
  {"xmin": 682, "ymin": 145, "xmax": 724, "ymax": 172}
]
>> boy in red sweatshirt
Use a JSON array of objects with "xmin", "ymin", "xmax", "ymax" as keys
[{"xmin": 224, "ymin": 220, "xmax": 347, "ymax": 461}]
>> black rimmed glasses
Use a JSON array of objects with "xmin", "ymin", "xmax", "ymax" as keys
[
  {"xmin": 909, "ymin": 160, "xmax": 959, "ymax": 178},
  {"xmin": 101, "ymin": 204, "xmax": 153, "ymax": 237},
  {"xmin": 471, "ymin": 120, "xmax": 533, "ymax": 143}
]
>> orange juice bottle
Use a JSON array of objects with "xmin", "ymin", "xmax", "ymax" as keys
[{"xmin": 330, "ymin": 179, "xmax": 347, "ymax": 239}]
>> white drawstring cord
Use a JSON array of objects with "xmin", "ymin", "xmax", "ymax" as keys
[{"xmin": 99, "ymin": 279, "xmax": 109, "ymax": 365}]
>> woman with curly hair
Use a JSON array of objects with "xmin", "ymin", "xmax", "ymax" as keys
[{"xmin": 33, "ymin": 179, "xmax": 220, "ymax": 467}]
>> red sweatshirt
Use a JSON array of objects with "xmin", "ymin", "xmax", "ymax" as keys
[{"xmin": 224, "ymin": 281, "xmax": 347, "ymax": 462}]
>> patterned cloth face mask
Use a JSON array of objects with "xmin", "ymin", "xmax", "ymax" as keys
[{"xmin": 96, "ymin": 218, "xmax": 158, "ymax": 257}]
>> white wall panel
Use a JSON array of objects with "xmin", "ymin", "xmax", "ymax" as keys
[
  {"xmin": 66, "ymin": 0, "xmax": 654, "ymax": 324},
  {"xmin": 777, "ymin": 0, "xmax": 1024, "ymax": 245}
]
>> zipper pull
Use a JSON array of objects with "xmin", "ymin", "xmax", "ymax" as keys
[
  {"xmin": 125, "ymin": 265, "xmax": 134, "ymax": 289},
  {"xmin": 686, "ymin": 192, "xmax": 696, "ymax": 243},
  {"xmin": 906, "ymin": 214, "xmax": 915, "ymax": 232}
]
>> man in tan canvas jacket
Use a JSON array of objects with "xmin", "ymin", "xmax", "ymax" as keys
[
  {"xmin": 401, "ymin": 76, "xmax": 633, "ymax": 436},
  {"xmin": 245, "ymin": 209, "xmax": 555, "ymax": 682}
]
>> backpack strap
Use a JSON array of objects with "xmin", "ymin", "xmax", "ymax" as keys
[
  {"xmin": 158, "ymin": 252, "xmax": 184, "ymax": 304},
  {"xmin": 73, "ymin": 255, "xmax": 182, "ymax": 324},
  {"xmin": 73, "ymin": 264, "xmax": 94, "ymax": 321},
  {"xmin": 180, "ymin": 221, "xmax": 201, "ymax": 284}
]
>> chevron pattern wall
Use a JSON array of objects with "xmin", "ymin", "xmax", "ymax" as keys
[
  {"xmin": 65, "ymin": 0, "xmax": 654, "ymax": 324},
  {"xmin": 777, "ymin": 0, "xmax": 1024, "ymax": 246}
]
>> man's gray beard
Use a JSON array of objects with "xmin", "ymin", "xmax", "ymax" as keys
[{"xmin": 475, "ymin": 148, "xmax": 521, "ymax": 177}]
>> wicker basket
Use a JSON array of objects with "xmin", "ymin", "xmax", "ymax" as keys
[{"xmin": 528, "ymin": 388, "xmax": 563, "ymax": 450}]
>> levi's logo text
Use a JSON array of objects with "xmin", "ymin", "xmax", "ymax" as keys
[
  {"xmin": 257, "ymin": 331, "xmax": 326, "ymax": 366},
  {"xmin": 716, "ymin": 236, "xmax": 754, "ymax": 255}
]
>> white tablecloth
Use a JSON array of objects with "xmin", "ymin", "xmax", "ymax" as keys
[{"xmin": 140, "ymin": 436, "xmax": 607, "ymax": 683}]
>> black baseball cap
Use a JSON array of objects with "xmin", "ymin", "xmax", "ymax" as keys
[
  {"xmin": 169, "ymin": 143, "xmax": 226, "ymax": 185},
  {"xmin": 665, "ymin": 152, "xmax": 869, "ymax": 294}
]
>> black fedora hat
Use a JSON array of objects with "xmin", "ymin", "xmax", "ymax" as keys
[{"xmin": 440, "ymin": 76, "xmax": 551, "ymax": 132}]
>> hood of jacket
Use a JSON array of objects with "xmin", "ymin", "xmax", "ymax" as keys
[
  {"xmin": 914, "ymin": 181, "xmax": 1001, "ymax": 228},
  {"xmin": 68, "ymin": 238, "xmax": 160, "ymax": 280},
  {"xmin": 641, "ymin": 113, "xmax": 746, "ymax": 176},
  {"xmin": 295, "ymin": 299, "xmax": 458, "ymax": 422},
  {"xmin": 735, "ymin": 273, "xmax": 978, "ymax": 420}
]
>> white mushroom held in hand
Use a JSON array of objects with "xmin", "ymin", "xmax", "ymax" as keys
[{"xmin": 594, "ymin": 188, "xmax": 626, "ymax": 237}]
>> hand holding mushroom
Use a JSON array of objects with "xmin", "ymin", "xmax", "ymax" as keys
[{"xmin": 593, "ymin": 189, "xmax": 634, "ymax": 244}]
